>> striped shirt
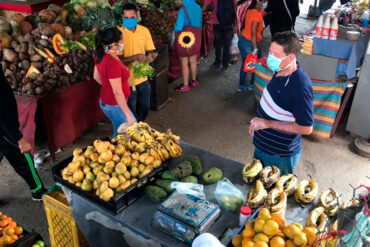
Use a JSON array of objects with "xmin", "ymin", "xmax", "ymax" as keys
[{"xmin": 253, "ymin": 66, "xmax": 314, "ymax": 157}]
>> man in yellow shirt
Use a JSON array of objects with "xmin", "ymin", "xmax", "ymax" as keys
[{"xmin": 118, "ymin": 3, "xmax": 157, "ymax": 122}]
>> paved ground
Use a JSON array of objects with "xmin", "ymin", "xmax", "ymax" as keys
[{"xmin": 1, "ymin": 9, "xmax": 369, "ymax": 246}]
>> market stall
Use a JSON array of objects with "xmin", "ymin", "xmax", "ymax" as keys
[{"xmin": 0, "ymin": 0, "xmax": 68, "ymax": 15}]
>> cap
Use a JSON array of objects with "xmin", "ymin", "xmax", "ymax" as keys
[
  {"xmin": 192, "ymin": 233, "xmax": 225, "ymax": 247},
  {"xmin": 240, "ymin": 206, "xmax": 252, "ymax": 216}
]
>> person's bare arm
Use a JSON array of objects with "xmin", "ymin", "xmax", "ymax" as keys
[
  {"xmin": 109, "ymin": 78, "xmax": 136, "ymax": 125},
  {"xmin": 94, "ymin": 66, "xmax": 102, "ymax": 85},
  {"xmin": 119, "ymin": 54, "xmax": 147, "ymax": 66},
  {"xmin": 249, "ymin": 117, "xmax": 313, "ymax": 136},
  {"xmin": 251, "ymin": 21, "xmax": 260, "ymax": 50}
]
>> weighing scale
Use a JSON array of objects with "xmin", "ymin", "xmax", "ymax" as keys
[{"xmin": 152, "ymin": 191, "xmax": 221, "ymax": 244}]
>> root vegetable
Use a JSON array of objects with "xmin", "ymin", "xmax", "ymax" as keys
[
  {"xmin": 30, "ymin": 54, "xmax": 42, "ymax": 62},
  {"xmin": 39, "ymin": 39, "xmax": 49, "ymax": 47},
  {"xmin": 50, "ymin": 23, "xmax": 65, "ymax": 35},
  {"xmin": 20, "ymin": 21, "xmax": 33, "ymax": 35},
  {"xmin": 3, "ymin": 49, "xmax": 17, "ymax": 62},
  {"xmin": 39, "ymin": 10, "xmax": 56, "ymax": 24},
  {"xmin": 21, "ymin": 60, "xmax": 30, "ymax": 70},
  {"xmin": 20, "ymin": 42, "xmax": 28, "ymax": 53},
  {"xmin": 0, "ymin": 17, "xmax": 11, "ymax": 34},
  {"xmin": 31, "ymin": 62, "xmax": 42, "ymax": 69},
  {"xmin": 11, "ymin": 13, "xmax": 25, "ymax": 23},
  {"xmin": 38, "ymin": 23, "xmax": 53, "ymax": 36},
  {"xmin": 0, "ymin": 32, "xmax": 11, "ymax": 48}
]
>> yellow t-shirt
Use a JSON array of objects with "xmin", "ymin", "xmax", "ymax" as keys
[{"xmin": 117, "ymin": 25, "xmax": 156, "ymax": 86}]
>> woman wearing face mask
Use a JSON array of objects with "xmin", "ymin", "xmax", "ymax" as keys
[
  {"xmin": 238, "ymin": 0, "xmax": 264, "ymax": 92},
  {"xmin": 94, "ymin": 27, "xmax": 136, "ymax": 137}
]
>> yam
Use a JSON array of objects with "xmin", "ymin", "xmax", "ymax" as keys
[
  {"xmin": 50, "ymin": 23, "xmax": 65, "ymax": 35},
  {"xmin": 0, "ymin": 32, "xmax": 11, "ymax": 48},
  {"xmin": 20, "ymin": 42, "xmax": 28, "ymax": 53},
  {"xmin": 38, "ymin": 10, "xmax": 56, "ymax": 24},
  {"xmin": 21, "ymin": 60, "xmax": 30, "ymax": 70},
  {"xmin": 38, "ymin": 23, "xmax": 53, "ymax": 36},
  {"xmin": 0, "ymin": 17, "xmax": 11, "ymax": 34},
  {"xmin": 31, "ymin": 62, "xmax": 42, "ymax": 69},
  {"xmin": 11, "ymin": 13, "xmax": 25, "ymax": 23},
  {"xmin": 20, "ymin": 21, "xmax": 33, "ymax": 35},
  {"xmin": 3, "ymin": 49, "xmax": 17, "ymax": 62}
]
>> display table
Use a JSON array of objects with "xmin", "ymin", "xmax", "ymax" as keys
[
  {"xmin": 313, "ymin": 35, "xmax": 370, "ymax": 79},
  {"xmin": 61, "ymin": 142, "xmax": 315, "ymax": 247},
  {"xmin": 0, "ymin": 0, "xmax": 68, "ymax": 14},
  {"xmin": 15, "ymin": 80, "xmax": 106, "ymax": 156}
]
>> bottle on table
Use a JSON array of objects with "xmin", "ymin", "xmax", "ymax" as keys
[
  {"xmin": 330, "ymin": 17, "xmax": 338, "ymax": 40},
  {"xmin": 239, "ymin": 206, "xmax": 252, "ymax": 227},
  {"xmin": 362, "ymin": 10, "xmax": 369, "ymax": 28},
  {"xmin": 322, "ymin": 15, "xmax": 331, "ymax": 39},
  {"xmin": 316, "ymin": 15, "xmax": 324, "ymax": 38}
]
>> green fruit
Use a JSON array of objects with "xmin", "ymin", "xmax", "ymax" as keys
[
  {"xmin": 202, "ymin": 167, "xmax": 223, "ymax": 184},
  {"xmin": 161, "ymin": 171, "xmax": 178, "ymax": 181},
  {"xmin": 169, "ymin": 161, "xmax": 192, "ymax": 179},
  {"xmin": 86, "ymin": 172, "xmax": 96, "ymax": 182},
  {"xmin": 180, "ymin": 175, "xmax": 198, "ymax": 184},
  {"xmin": 184, "ymin": 154, "xmax": 203, "ymax": 175},
  {"xmin": 145, "ymin": 185, "xmax": 168, "ymax": 203},
  {"xmin": 35, "ymin": 241, "xmax": 45, "ymax": 247},
  {"xmin": 155, "ymin": 179, "xmax": 175, "ymax": 193}
]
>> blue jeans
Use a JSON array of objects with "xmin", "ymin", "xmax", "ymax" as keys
[
  {"xmin": 238, "ymin": 36, "xmax": 261, "ymax": 87},
  {"xmin": 128, "ymin": 80, "xmax": 151, "ymax": 122},
  {"xmin": 254, "ymin": 148, "xmax": 302, "ymax": 175},
  {"xmin": 99, "ymin": 100, "xmax": 135, "ymax": 137}
]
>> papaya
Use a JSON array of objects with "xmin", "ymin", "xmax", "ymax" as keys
[
  {"xmin": 169, "ymin": 161, "xmax": 192, "ymax": 179},
  {"xmin": 183, "ymin": 154, "xmax": 203, "ymax": 175},
  {"xmin": 203, "ymin": 167, "xmax": 223, "ymax": 184},
  {"xmin": 144, "ymin": 185, "xmax": 167, "ymax": 203},
  {"xmin": 25, "ymin": 65, "xmax": 40, "ymax": 79},
  {"xmin": 181, "ymin": 176, "xmax": 198, "ymax": 184},
  {"xmin": 52, "ymin": 33, "xmax": 67, "ymax": 55},
  {"xmin": 155, "ymin": 179, "xmax": 174, "ymax": 193},
  {"xmin": 161, "ymin": 171, "xmax": 178, "ymax": 181}
]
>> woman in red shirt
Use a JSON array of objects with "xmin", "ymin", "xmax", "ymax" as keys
[{"xmin": 94, "ymin": 28, "xmax": 136, "ymax": 137}]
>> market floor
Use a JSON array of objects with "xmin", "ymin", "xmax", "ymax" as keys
[{"xmin": 1, "ymin": 17, "xmax": 369, "ymax": 246}]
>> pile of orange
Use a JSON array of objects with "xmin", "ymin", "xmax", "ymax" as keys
[
  {"xmin": 0, "ymin": 211, "xmax": 24, "ymax": 247},
  {"xmin": 232, "ymin": 208, "xmax": 319, "ymax": 247}
]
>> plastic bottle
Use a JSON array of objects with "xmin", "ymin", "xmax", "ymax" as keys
[
  {"xmin": 322, "ymin": 15, "xmax": 331, "ymax": 39},
  {"xmin": 330, "ymin": 17, "xmax": 338, "ymax": 40},
  {"xmin": 316, "ymin": 15, "xmax": 324, "ymax": 38},
  {"xmin": 362, "ymin": 10, "xmax": 369, "ymax": 28},
  {"xmin": 239, "ymin": 206, "xmax": 251, "ymax": 227}
]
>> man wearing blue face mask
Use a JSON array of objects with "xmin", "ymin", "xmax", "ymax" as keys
[
  {"xmin": 118, "ymin": 3, "xmax": 157, "ymax": 122},
  {"xmin": 249, "ymin": 31, "xmax": 314, "ymax": 175}
]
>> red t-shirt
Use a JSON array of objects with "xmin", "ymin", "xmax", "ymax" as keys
[{"xmin": 96, "ymin": 54, "xmax": 131, "ymax": 105}]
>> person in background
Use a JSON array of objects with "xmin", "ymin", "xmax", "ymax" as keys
[
  {"xmin": 94, "ymin": 27, "xmax": 136, "ymax": 137},
  {"xmin": 174, "ymin": 0, "xmax": 202, "ymax": 92},
  {"xmin": 0, "ymin": 42, "xmax": 46, "ymax": 203},
  {"xmin": 204, "ymin": 0, "xmax": 236, "ymax": 70},
  {"xmin": 249, "ymin": 32, "xmax": 314, "ymax": 175},
  {"xmin": 268, "ymin": 0, "xmax": 300, "ymax": 35},
  {"xmin": 118, "ymin": 3, "xmax": 157, "ymax": 122},
  {"xmin": 238, "ymin": 0, "xmax": 263, "ymax": 92}
]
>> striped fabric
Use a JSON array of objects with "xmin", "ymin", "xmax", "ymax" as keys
[{"xmin": 254, "ymin": 63, "xmax": 347, "ymax": 138}]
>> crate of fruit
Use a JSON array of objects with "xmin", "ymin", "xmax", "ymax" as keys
[{"xmin": 52, "ymin": 122, "xmax": 183, "ymax": 214}]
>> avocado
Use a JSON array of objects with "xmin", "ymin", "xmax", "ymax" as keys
[
  {"xmin": 202, "ymin": 167, "xmax": 223, "ymax": 184},
  {"xmin": 181, "ymin": 176, "xmax": 199, "ymax": 184},
  {"xmin": 184, "ymin": 154, "xmax": 203, "ymax": 175},
  {"xmin": 155, "ymin": 179, "xmax": 175, "ymax": 193},
  {"xmin": 144, "ymin": 185, "xmax": 168, "ymax": 203}
]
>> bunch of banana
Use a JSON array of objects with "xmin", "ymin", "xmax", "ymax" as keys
[
  {"xmin": 317, "ymin": 220, "xmax": 340, "ymax": 247},
  {"xmin": 246, "ymin": 180, "xmax": 267, "ymax": 209},
  {"xmin": 319, "ymin": 189, "xmax": 339, "ymax": 217},
  {"xmin": 260, "ymin": 165, "xmax": 281, "ymax": 189},
  {"xmin": 276, "ymin": 174, "xmax": 297, "ymax": 197},
  {"xmin": 307, "ymin": 207, "xmax": 328, "ymax": 232},
  {"xmin": 341, "ymin": 198, "xmax": 360, "ymax": 209},
  {"xmin": 265, "ymin": 187, "xmax": 287, "ymax": 215},
  {"xmin": 295, "ymin": 176, "xmax": 318, "ymax": 207},
  {"xmin": 242, "ymin": 159, "xmax": 263, "ymax": 183},
  {"xmin": 166, "ymin": 129, "xmax": 181, "ymax": 144},
  {"xmin": 163, "ymin": 138, "xmax": 182, "ymax": 158}
]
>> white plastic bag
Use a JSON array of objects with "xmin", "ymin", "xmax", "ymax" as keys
[
  {"xmin": 214, "ymin": 178, "xmax": 245, "ymax": 212},
  {"xmin": 170, "ymin": 182, "xmax": 206, "ymax": 199},
  {"xmin": 230, "ymin": 34, "xmax": 240, "ymax": 55}
]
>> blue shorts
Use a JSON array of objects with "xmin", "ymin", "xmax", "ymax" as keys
[{"xmin": 254, "ymin": 147, "xmax": 302, "ymax": 175}]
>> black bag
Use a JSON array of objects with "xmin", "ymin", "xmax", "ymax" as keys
[{"xmin": 217, "ymin": 0, "xmax": 235, "ymax": 27}]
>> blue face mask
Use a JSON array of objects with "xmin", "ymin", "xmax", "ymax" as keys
[
  {"xmin": 122, "ymin": 18, "xmax": 138, "ymax": 29},
  {"xmin": 267, "ymin": 53, "xmax": 295, "ymax": 72},
  {"xmin": 262, "ymin": 2, "xmax": 268, "ymax": 9}
]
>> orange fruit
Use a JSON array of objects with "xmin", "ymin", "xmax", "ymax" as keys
[
  {"xmin": 254, "ymin": 219, "xmax": 265, "ymax": 233},
  {"xmin": 4, "ymin": 227, "xmax": 15, "ymax": 236},
  {"xmin": 245, "ymin": 221, "xmax": 254, "ymax": 229},
  {"xmin": 271, "ymin": 213, "xmax": 286, "ymax": 228},
  {"xmin": 8, "ymin": 222, "xmax": 17, "ymax": 229},
  {"xmin": 242, "ymin": 239, "xmax": 255, "ymax": 247},
  {"xmin": 254, "ymin": 233, "xmax": 269, "ymax": 243},
  {"xmin": 232, "ymin": 234, "xmax": 243, "ymax": 246},
  {"xmin": 258, "ymin": 208, "xmax": 271, "ymax": 220},
  {"xmin": 293, "ymin": 232, "xmax": 308, "ymax": 246},
  {"xmin": 302, "ymin": 227, "xmax": 317, "ymax": 245},
  {"xmin": 283, "ymin": 225, "xmax": 302, "ymax": 239},
  {"xmin": 242, "ymin": 227, "xmax": 255, "ymax": 238},
  {"xmin": 270, "ymin": 236, "xmax": 286, "ymax": 247},
  {"xmin": 263, "ymin": 220, "xmax": 280, "ymax": 237},
  {"xmin": 275, "ymin": 231, "xmax": 285, "ymax": 238},
  {"xmin": 11, "ymin": 235, "xmax": 18, "ymax": 241},
  {"xmin": 0, "ymin": 219, "xmax": 9, "ymax": 228},
  {"xmin": 285, "ymin": 240, "xmax": 295, "ymax": 247},
  {"xmin": 291, "ymin": 222, "xmax": 303, "ymax": 231},
  {"xmin": 2, "ymin": 235, "xmax": 12, "ymax": 245},
  {"xmin": 15, "ymin": 226, "xmax": 23, "ymax": 235},
  {"xmin": 254, "ymin": 241, "xmax": 269, "ymax": 247}
]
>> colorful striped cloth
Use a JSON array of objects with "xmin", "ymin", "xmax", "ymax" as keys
[{"xmin": 254, "ymin": 63, "xmax": 347, "ymax": 138}]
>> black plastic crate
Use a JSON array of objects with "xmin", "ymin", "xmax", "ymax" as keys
[
  {"xmin": 9, "ymin": 232, "xmax": 43, "ymax": 247},
  {"xmin": 149, "ymin": 68, "xmax": 169, "ymax": 111},
  {"xmin": 150, "ymin": 44, "xmax": 169, "ymax": 73},
  {"xmin": 52, "ymin": 143, "xmax": 169, "ymax": 214}
]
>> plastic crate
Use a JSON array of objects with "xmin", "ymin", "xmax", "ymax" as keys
[
  {"xmin": 43, "ymin": 190, "xmax": 89, "ymax": 247},
  {"xmin": 150, "ymin": 44, "xmax": 169, "ymax": 73},
  {"xmin": 149, "ymin": 68, "xmax": 169, "ymax": 111}
]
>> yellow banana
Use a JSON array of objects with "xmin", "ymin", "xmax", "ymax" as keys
[
  {"xmin": 260, "ymin": 165, "xmax": 280, "ymax": 189},
  {"xmin": 295, "ymin": 176, "xmax": 318, "ymax": 206},
  {"xmin": 319, "ymin": 189, "xmax": 339, "ymax": 217},
  {"xmin": 276, "ymin": 174, "xmax": 297, "ymax": 197},
  {"xmin": 246, "ymin": 180, "xmax": 267, "ymax": 209},
  {"xmin": 242, "ymin": 159, "xmax": 263, "ymax": 183},
  {"xmin": 307, "ymin": 207, "xmax": 328, "ymax": 232}
]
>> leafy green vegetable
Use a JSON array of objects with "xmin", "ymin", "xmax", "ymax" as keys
[
  {"xmin": 132, "ymin": 61, "xmax": 155, "ymax": 79},
  {"xmin": 82, "ymin": 7, "xmax": 117, "ymax": 30},
  {"xmin": 62, "ymin": 40, "xmax": 84, "ymax": 51},
  {"xmin": 80, "ymin": 32, "xmax": 96, "ymax": 48}
]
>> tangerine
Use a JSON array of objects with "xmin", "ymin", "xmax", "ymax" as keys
[
  {"xmin": 283, "ymin": 225, "xmax": 302, "ymax": 239},
  {"xmin": 15, "ymin": 226, "xmax": 23, "ymax": 235},
  {"xmin": 242, "ymin": 227, "xmax": 255, "ymax": 238},
  {"xmin": 258, "ymin": 208, "xmax": 271, "ymax": 220},
  {"xmin": 232, "ymin": 234, "xmax": 243, "ymax": 246},
  {"xmin": 293, "ymin": 232, "xmax": 308, "ymax": 246},
  {"xmin": 254, "ymin": 219, "xmax": 265, "ymax": 233},
  {"xmin": 254, "ymin": 233, "xmax": 269, "ymax": 243},
  {"xmin": 4, "ymin": 227, "xmax": 15, "ymax": 236},
  {"xmin": 291, "ymin": 222, "xmax": 303, "ymax": 231},
  {"xmin": 302, "ymin": 227, "xmax": 317, "ymax": 245},
  {"xmin": 242, "ymin": 239, "xmax": 255, "ymax": 247},
  {"xmin": 271, "ymin": 213, "xmax": 286, "ymax": 228},
  {"xmin": 8, "ymin": 222, "xmax": 17, "ymax": 229},
  {"xmin": 254, "ymin": 241, "xmax": 269, "ymax": 247},
  {"xmin": 270, "ymin": 236, "xmax": 286, "ymax": 247},
  {"xmin": 263, "ymin": 220, "xmax": 280, "ymax": 237},
  {"xmin": 285, "ymin": 240, "xmax": 295, "ymax": 247}
]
